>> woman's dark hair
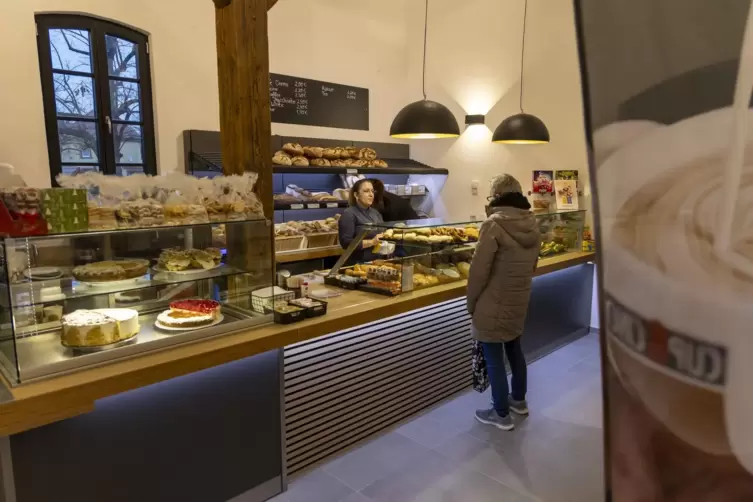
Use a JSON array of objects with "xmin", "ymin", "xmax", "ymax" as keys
[
  {"xmin": 489, "ymin": 191, "xmax": 531, "ymax": 210},
  {"xmin": 349, "ymin": 179, "xmax": 375, "ymax": 206}
]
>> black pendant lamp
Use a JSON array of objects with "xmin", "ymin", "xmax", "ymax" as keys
[
  {"xmin": 390, "ymin": 0, "xmax": 460, "ymax": 139},
  {"xmin": 492, "ymin": 0, "xmax": 550, "ymax": 144}
]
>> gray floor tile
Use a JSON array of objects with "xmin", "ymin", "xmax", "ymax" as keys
[
  {"xmin": 411, "ymin": 467, "xmax": 538, "ymax": 502},
  {"xmin": 269, "ymin": 470, "xmax": 353, "ymax": 502},
  {"xmin": 337, "ymin": 492, "xmax": 371, "ymax": 502},
  {"xmin": 394, "ymin": 412, "xmax": 464, "ymax": 449},
  {"xmin": 359, "ymin": 450, "xmax": 458, "ymax": 502},
  {"xmin": 323, "ymin": 431, "xmax": 433, "ymax": 491}
]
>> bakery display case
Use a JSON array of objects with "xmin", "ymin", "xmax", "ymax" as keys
[
  {"xmin": 326, "ymin": 218, "xmax": 478, "ymax": 296},
  {"xmin": 535, "ymin": 209, "xmax": 587, "ymax": 257},
  {"xmin": 0, "ymin": 218, "xmax": 274, "ymax": 385}
]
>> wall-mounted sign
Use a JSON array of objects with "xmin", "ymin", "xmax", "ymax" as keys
[{"xmin": 269, "ymin": 74, "xmax": 369, "ymax": 131}]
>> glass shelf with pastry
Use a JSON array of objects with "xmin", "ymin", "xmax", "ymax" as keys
[
  {"xmin": 325, "ymin": 218, "xmax": 480, "ymax": 296},
  {"xmin": 533, "ymin": 209, "xmax": 587, "ymax": 258},
  {"xmin": 0, "ymin": 218, "xmax": 275, "ymax": 385}
]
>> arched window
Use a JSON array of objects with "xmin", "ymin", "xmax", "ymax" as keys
[{"xmin": 35, "ymin": 14, "xmax": 157, "ymax": 181}]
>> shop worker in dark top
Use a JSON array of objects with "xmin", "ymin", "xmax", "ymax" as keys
[
  {"xmin": 339, "ymin": 179, "xmax": 384, "ymax": 263},
  {"xmin": 369, "ymin": 178, "xmax": 419, "ymax": 222},
  {"xmin": 468, "ymin": 173, "xmax": 540, "ymax": 431}
]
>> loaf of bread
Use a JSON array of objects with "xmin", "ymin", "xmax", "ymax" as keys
[
  {"xmin": 282, "ymin": 143, "xmax": 304, "ymax": 156},
  {"xmin": 303, "ymin": 146, "xmax": 323, "ymax": 158},
  {"xmin": 310, "ymin": 158, "xmax": 331, "ymax": 167},
  {"xmin": 350, "ymin": 159, "xmax": 368, "ymax": 168},
  {"xmin": 361, "ymin": 148, "xmax": 377, "ymax": 161},
  {"xmin": 371, "ymin": 159, "xmax": 389, "ymax": 168},
  {"xmin": 291, "ymin": 156, "xmax": 310, "ymax": 166},
  {"xmin": 331, "ymin": 159, "xmax": 347, "ymax": 167},
  {"xmin": 322, "ymin": 148, "xmax": 340, "ymax": 160},
  {"xmin": 272, "ymin": 151, "xmax": 292, "ymax": 166}
]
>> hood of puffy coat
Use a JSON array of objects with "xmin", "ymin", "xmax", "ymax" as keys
[{"xmin": 486, "ymin": 206, "xmax": 539, "ymax": 249}]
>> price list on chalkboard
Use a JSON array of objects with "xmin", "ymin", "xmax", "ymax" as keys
[{"xmin": 269, "ymin": 73, "xmax": 369, "ymax": 131}]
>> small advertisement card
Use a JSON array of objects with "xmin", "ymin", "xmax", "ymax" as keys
[
  {"xmin": 555, "ymin": 170, "xmax": 579, "ymax": 181},
  {"xmin": 554, "ymin": 180, "xmax": 579, "ymax": 210},
  {"xmin": 532, "ymin": 170, "xmax": 554, "ymax": 194}
]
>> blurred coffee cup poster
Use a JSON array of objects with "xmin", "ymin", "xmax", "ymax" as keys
[{"xmin": 576, "ymin": 0, "xmax": 753, "ymax": 500}]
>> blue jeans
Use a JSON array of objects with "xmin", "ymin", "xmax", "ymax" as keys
[{"xmin": 481, "ymin": 339, "xmax": 527, "ymax": 417}]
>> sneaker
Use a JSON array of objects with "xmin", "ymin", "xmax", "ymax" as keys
[
  {"xmin": 475, "ymin": 408, "xmax": 514, "ymax": 430},
  {"xmin": 508, "ymin": 396, "xmax": 529, "ymax": 415}
]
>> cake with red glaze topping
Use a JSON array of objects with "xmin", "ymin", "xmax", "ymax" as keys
[{"xmin": 168, "ymin": 299, "xmax": 221, "ymax": 318}]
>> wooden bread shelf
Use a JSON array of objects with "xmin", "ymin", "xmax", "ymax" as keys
[
  {"xmin": 276, "ymin": 245, "xmax": 342, "ymax": 263},
  {"xmin": 0, "ymin": 251, "xmax": 594, "ymax": 436}
]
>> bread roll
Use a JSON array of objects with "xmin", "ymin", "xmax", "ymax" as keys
[
  {"xmin": 361, "ymin": 147, "xmax": 377, "ymax": 161},
  {"xmin": 331, "ymin": 159, "xmax": 347, "ymax": 167},
  {"xmin": 350, "ymin": 159, "xmax": 368, "ymax": 168},
  {"xmin": 310, "ymin": 158, "xmax": 331, "ymax": 167},
  {"xmin": 303, "ymin": 146, "xmax": 323, "ymax": 158},
  {"xmin": 291, "ymin": 156, "xmax": 310, "ymax": 166},
  {"xmin": 273, "ymin": 151, "xmax": 292, "ymax": 166},
  {"xmin": 282, "ymin": 143, "xmax": 304, "ymax": 156},
  {"xmin": 322, "ymin": 148, "xmax": 340, "ymax": 160},
  {"xmin": 339, "ymin": 148, "xmax": 351, "ymax": 159},
  {"xmin": 372, "ymin": 159, "xmax": 389, "ymax": 168},
  {"xmin": 345, "ymin": 147, "xmax": 360, "ymax": 159}
]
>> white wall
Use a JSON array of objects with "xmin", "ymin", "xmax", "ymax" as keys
[
  {"xmin": 0, "ymin": 0, "xmax": 589, "ymax": 210},
  {"xmin": 406, "ymin": 0, "xmax": 591, "ymax": 221}
]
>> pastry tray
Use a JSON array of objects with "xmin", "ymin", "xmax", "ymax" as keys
[{"xmin": 357, "ymin": 284, "xmax": 400, "ymax": 297}]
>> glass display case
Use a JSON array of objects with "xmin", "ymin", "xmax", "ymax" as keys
[
  {"xmin": 0, "ymin": 218, "xmax": 274, "ymax": 385},
  {"xmin": 325, "ymin": 211, "xmax": 587, "ymax": 296},
  {"xmin": 326, "ymin": 218, "xmax": 479, "ymax": 296},
  {"xmin": 535, "ymin": 209, "xmax": 587, "ymax": 257}
]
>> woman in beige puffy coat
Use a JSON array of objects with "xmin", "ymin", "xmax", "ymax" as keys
[{"xmin": 468, "ymin": 174, "xmax": 540, "ymax": 431}]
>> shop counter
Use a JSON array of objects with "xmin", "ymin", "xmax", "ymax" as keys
[
  {"xmin": 0, "ymin": 251, "xmax": 594, "ymax": 502},
  {"xmin": 0, "ymin": 250, "xmax": 594, "ymax": 436}
]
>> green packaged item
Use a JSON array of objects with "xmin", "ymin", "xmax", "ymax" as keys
[{"xmin": 40, "ymin": 188, "xmax": 89, "ymax": 234}]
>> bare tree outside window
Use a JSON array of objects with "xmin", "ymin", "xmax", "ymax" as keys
[{"xmin": 37, "ymin": 15, "xmax": 156, "ymax": 181}]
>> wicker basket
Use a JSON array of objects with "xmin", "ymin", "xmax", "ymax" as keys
[
  {"xmin": 305, "ymin": 232, "xmax": 338, "ymax": 249},
  {"xmin": 275, "ymin": 235, "xmax": 305, "ymax": 253}
]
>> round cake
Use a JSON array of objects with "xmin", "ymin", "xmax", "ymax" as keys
[
  {"xmin": 157, "ymin": 309, "xmax": 216, "ymax": 328},
  {"xmin": 61, "ymin": 308, "xmax": 140, "ymax": 348},
  {"xmin": 73, "ymin": 260, "xmax": 150, "ymax": 282}
]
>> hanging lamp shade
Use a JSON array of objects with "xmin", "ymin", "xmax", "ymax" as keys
[
  {"xmin": 390, "ymin": 99, "xmax": 460, "ymax": 139},
  {"xmin": 492, "ymin": 113, "xmax": 550, "ymax": 144}
]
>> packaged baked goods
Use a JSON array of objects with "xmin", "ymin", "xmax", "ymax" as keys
[
  {"xmin": 282, "ymin": 143, "xmax": 304, "ymax": 156},
  {"xmin": 273, "ymin": 150, "xmax": 292, "ymax": 166},
  {"xmin": 291, "ymin": 156, "xmax": 310, "ymax": 166},
  {"xmin": 303, "ymin": 146, "xmax": 323, "ymax": 158},
  {"xmin": 235, "ymin": 172, "xmax": 264, "ymax": 219},
  {"xmin": 160, "ymin": 175, "xmax": 209, "ymax": 225}
]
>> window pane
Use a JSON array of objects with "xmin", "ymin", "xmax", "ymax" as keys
[
  {"xmin": 61, "ymin": 165, "xmax": 100, "ymax": 176},
  {"xmin": 53, "ymin": 73, "xmax": 95, "ymax": 118},
  {"xmin": 113, "ymin": 124, "xmax": 142, "ymax": 163},
  {"xmin": 106, "ymin": 35, "xmax": 138, "ymax": 79},
  {"xmin": 49, "ymin": 29, "xmax": 92, "ymax": 73},
  {"xmin": 109, "ymin": 80, "xmax": 141, "ymax": 121},
  {"xmin": 58, "ymin": 120, "xmax": 99, "ymax": 162},
  {"xmin": 116, "ymin": 165, "xmax": 144, "ymax": 176}
]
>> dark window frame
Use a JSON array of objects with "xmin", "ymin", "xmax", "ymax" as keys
[{"xmin": 36, "ymin": 14, "xmax": 157, "ymax": 182}]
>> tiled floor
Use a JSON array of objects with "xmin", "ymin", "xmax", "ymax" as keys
[{"xmin": 272, "ymin": 333, "xmax": 604, "ymax": 502}]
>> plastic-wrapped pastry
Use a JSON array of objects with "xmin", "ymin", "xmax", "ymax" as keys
[
  {"xmin": 291, "ymin": 156, "xmax": 310, "ymax": 166},
  {"xmin": 282, "ymin": 143, "xmax": 304, "ymax": 156},
  {"xmin": 371, "ymin": 159, "xmax": 389, "ymax": 168},
  {"xmin": 303, "ymin": 146, "xmax": 323, "ymax": 158},
  {"xmin": 310, "ymin": 158, "xmax": 331, "ymax": 167},
  {"xmin": 322, "ymin": 148, "xmax": 340, "ymax": 160},
  {"xmin": 273, "ymin": 151, "xmax": 292, "ymax": 166}
]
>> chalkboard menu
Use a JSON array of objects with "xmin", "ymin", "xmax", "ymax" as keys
[{"xmin": 269, "ymin": 73, "xmax": 369, "ymax": 131}]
